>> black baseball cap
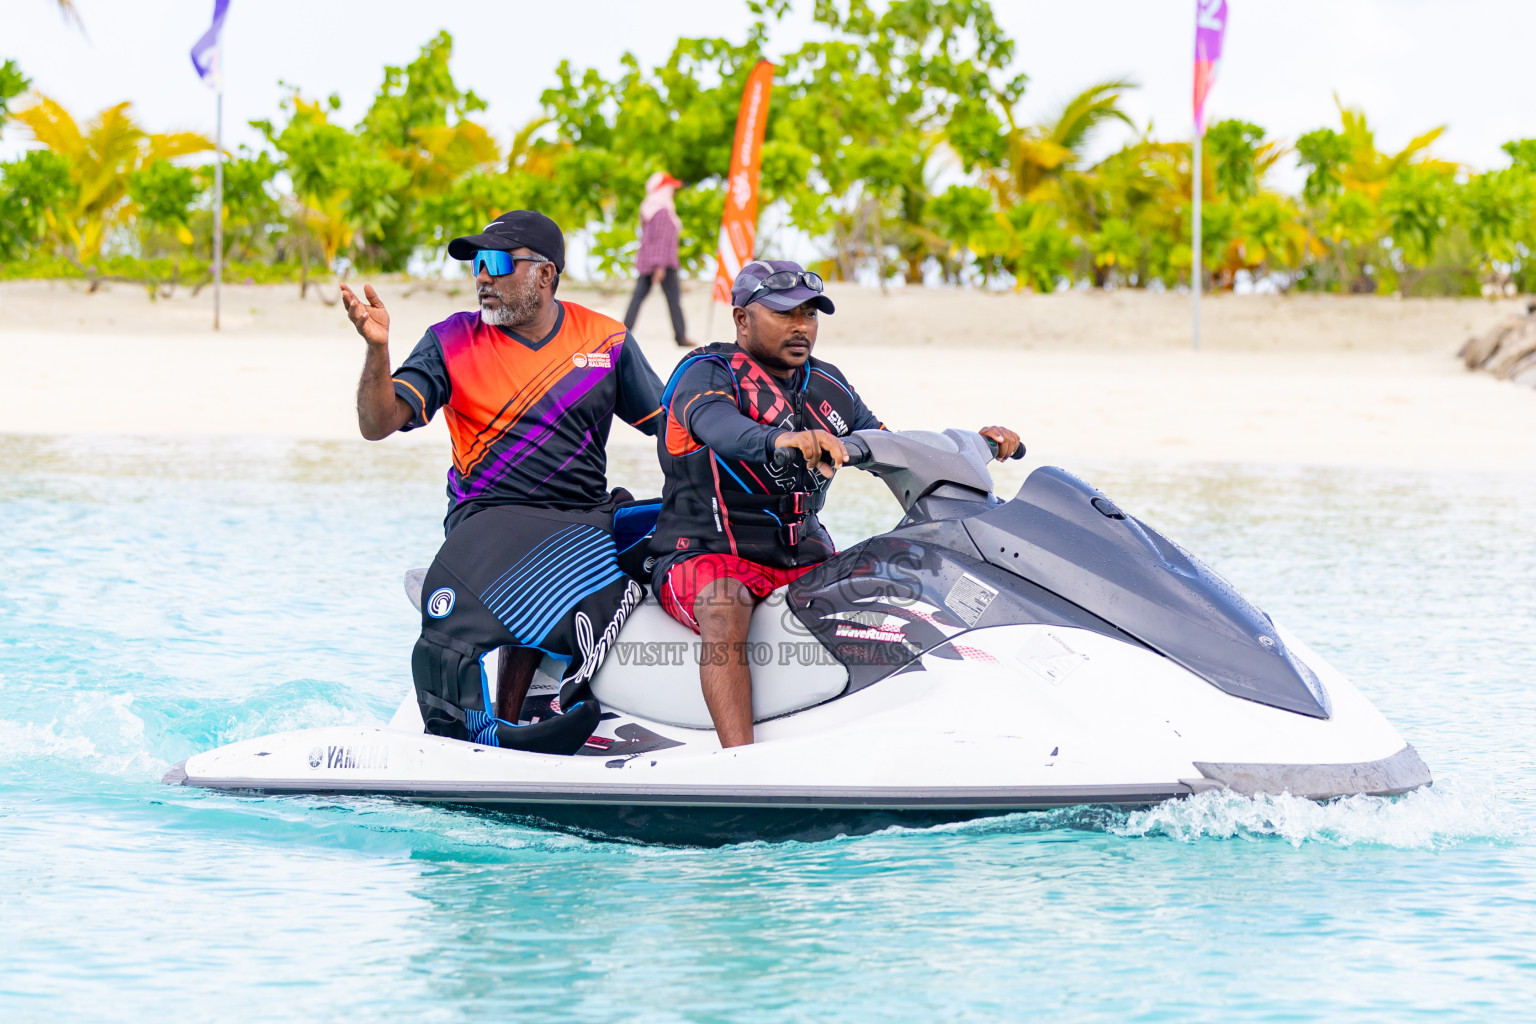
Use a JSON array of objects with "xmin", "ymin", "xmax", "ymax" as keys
[
  {"xmin": 447, "ymin": 210, "xmax": 565, "ymax": 272},
  {"xmin": 731, "ymin": 259, "xmax": 835, "ymax": 314}
]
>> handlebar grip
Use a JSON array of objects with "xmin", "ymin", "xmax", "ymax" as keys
[
  {"xmin": 985, "ymin": 436, "xmax": 1027, "ymax": 461},
  {"xmin": 772, "ymin": 445, "xmax": 803, "ymax": 468},
  {"xmin": 775, "ymin": 436, "xmax": 870, "ymax": 468}
]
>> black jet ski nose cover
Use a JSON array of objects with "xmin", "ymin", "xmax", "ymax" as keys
[{"xmin": 965, "ymin": 467, "xmax": 1331, "ymax": 719}]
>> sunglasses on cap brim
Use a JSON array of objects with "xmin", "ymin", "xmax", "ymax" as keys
[
  {"xmin": 743, "ymin": 269, "xmax": 825, "ymax": 306},
  {"xmin": 472, "ymin": 250, "xmax": 550, "ymax": 277}
]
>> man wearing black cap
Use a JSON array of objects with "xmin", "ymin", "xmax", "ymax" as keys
[
  {"xmin": 649, "ymin": 259, "xmax": 1020, "ymax": 747},
  {"xmin": 340, "ymin": 210, "xmax": 666, "ymax": 754}
]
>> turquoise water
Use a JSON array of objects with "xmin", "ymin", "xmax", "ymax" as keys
[{"xmin": 3, "ymin": 434, "xmax": 1535, "ymax": 1021}]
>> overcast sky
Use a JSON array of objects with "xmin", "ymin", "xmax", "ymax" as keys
[{"xmin": 4, "ymin": 0, "xmax": 1533, "ymax": 189}]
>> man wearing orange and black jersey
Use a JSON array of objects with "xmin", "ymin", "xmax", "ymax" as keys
[{"xmin": 342, "ymin": 211, "xmax": 665, "ymax": 754}]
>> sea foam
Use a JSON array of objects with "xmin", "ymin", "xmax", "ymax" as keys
[{"xmin": 1113, "ymin": 776, "xmax": 1513, "ymax": 849}]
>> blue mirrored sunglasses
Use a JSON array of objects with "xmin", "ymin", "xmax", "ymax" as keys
[{"xmin": 472, "ymin": 250, "xmax": 549, "ymax": 277}]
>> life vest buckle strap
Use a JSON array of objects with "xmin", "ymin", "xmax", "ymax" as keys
[{"xmin": 780, "ymin": 491, "xmax": 824, "ymax": 518}]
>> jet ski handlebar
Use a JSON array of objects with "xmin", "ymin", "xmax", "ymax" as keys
[
  {"xmin": 771, "ymin": 431, "xmax": 1021, "ymax": 470},
  {"xmin": 771, "ymin": 435, "xmax": 873, "ymax": 470}
]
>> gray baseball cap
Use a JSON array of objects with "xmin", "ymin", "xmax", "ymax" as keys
[{"xmin": 730, "ymin": 260, "xmax": 835, "ymax": 314}]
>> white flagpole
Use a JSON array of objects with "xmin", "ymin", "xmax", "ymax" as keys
[
  {"xmin": 1192, "ymin": 127, "xmax": 1201, "ymax": 352},
  {"xmin": 213, "ymin": 85, "xmax": 223, "ymax": 331}
]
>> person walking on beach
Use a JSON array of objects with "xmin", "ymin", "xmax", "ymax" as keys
[
  {"xmin": 623, "ymin": 171, "xmax": 691, "ymax": 348},
  {"xmin": 340, "ymin": 210, "xmax": 665, "ymax": 754}
]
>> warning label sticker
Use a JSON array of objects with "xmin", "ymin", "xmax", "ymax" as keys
[
  {"xmin": 945, "ymin": 573, "xmax": 998, "ymax": 626},
  {"xmin": 1015, "ymin": 630, "xmax": 1090, "ymax": 686}
]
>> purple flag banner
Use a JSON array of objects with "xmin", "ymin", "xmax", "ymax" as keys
[
  {"xmin": 190, "ymin": 0, "xmax": 231, "ymax": 89},
  {"xmin": 1193, "ymin": 0, "xmax": 1227, "ymax": 136}
]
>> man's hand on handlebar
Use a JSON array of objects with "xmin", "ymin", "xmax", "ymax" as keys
[
  {"xmin": 774, "ymin": 429, "xmax": 847, "ymax": 479},
  {"xmin": 978, "ymin": 425, "xmax": 1023, "ymax": 461}
]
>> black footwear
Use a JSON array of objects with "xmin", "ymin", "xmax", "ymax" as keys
[{"xmin": 491, "ymin": 700, "xmax": 601, "ymax": 755}]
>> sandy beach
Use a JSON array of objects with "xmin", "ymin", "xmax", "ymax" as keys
[{"xmin": 4, "ymin": 278, "xmax": 1534, "ymax": 474}]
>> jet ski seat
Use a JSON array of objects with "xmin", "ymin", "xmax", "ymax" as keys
[{"xmin": 588, "ymin": 588, "xmax": 850, "ymax": 729}]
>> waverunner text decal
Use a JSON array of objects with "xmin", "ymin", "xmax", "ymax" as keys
[
  {"xmin": 308, "ymin": 744, "xmax": 389, "ymax": 771},
  {"xmin": 834, "ymin": 623, "xmax": 906, "ymax": 643}
]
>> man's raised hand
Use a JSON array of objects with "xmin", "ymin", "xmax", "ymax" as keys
[
  {"xmin": 341, "ymin": 283, "xmax": 390, "ymax": 347},
  {"xmin": 775, "ymin": 429, "xmax": 847, "ymax": 479}
]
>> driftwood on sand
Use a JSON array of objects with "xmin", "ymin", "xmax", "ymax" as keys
[{"xmin": 1460, "ymin": 300, "xmax": 1536, "ymax": 388}]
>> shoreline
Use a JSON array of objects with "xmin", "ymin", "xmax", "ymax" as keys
[{"xmin": 5, "ymin": 281, "xmax": 1535, "ymax": 475}]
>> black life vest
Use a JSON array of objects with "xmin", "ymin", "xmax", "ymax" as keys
[{"xmin": 650, "ymin": 342, "xmax": 865, "ymax": 570}]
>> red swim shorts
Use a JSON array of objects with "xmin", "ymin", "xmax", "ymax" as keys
[{"xmin": 657, "ymin": 554, "xmax": 821, "ymax": 634}]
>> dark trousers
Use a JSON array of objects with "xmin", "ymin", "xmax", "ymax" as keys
[
  {"xmin": 624, "ymin": 267, "xmax": 687, "ymax": 344},
  {"xmin": 411, "ymin": 504, "xmax": 642, "ymax": 751}
]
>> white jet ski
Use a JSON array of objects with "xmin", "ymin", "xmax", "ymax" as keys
[{"xmin": 166, "ymin": 429, "xmax": 1431, "ymax": 844}]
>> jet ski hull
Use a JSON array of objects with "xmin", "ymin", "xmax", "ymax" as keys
[
  {"xmin": 164, "ymin": 740, "xmax": 1426, "ymax": 846},
  {"xmin": 165, "ymin": 621, "xmax": 1430, "ymax": 845}
]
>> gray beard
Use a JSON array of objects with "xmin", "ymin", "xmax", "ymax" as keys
[
  {"xmin": 478, "ymin": 281, "xmax": 542, "ymax": 329},
  {"xmin": 478, "ymin": 305, "xmax": 517, "ymax": 327}
]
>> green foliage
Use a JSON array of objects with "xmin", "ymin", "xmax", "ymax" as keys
[
  {"xmin": 1503, "ymin": 139, "xmax": 1536, "ymax": 172},
  {"xmin": 0, "ymin": 4, "xmax": 1532, "ymax": 296},
  {"xmin": 931, "ymin": 185, "xmax": 994, "ymax": 256},
  {"xmin": 0, "ymin": 59, "xmax": 29, "ymax": 137},
  {"xmin": 999, "ymin": 201, "xmax": 1076, "ymax": 292},
  {"xmin": 215, "ymin": 148, "xmax": 284, "ymax": 259},
  {"xmin": 128, "ymin": 161, "xmax": 198, "ymax": 232},
  {"xmin": 1296, "ymin": 127, "xmax": 1351, "ymax": 203},
  {"xmin": 361, "ymin": 30, "xmax": 486, "ymax": 150},
  {"xmin": 0, "ymin": 149, "xmax": 74, "ymax": 260},
  {"xmin": 1381, "ymin": 163, "xmax": 1455, "ymax": 267},
  {"xmin": 1204, "ymin": 120, "xmax": 1266, "ymax": 203}
]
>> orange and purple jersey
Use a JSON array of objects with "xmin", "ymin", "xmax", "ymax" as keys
[{"xmin": 392, "ymin": 301, "xmax": 663, "ymax": 529}]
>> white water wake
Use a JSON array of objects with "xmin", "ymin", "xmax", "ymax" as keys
[{"xmin": 1113, "ymin": 776, "xmax": 1514, "ymax": 849}]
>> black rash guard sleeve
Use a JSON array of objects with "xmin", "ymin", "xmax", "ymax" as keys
[
  {"xmin": 615, "ymin": 332, "xmax": 665, "ymax": 437},
  {"xmin": 392, "ymin": 328, "xmax": 451, "ymax": 430},
  {"xmin": 673, "ymin": 358, "xmax": 787, "ymax": 462},
  {"xmin": 847, "ymin": 385, "xmax": 885, "ymax": 432}
]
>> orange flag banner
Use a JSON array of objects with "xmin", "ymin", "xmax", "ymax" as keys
[{"xmin": 712, "ymin": 59, "xmax": 776, "ymax": 304}]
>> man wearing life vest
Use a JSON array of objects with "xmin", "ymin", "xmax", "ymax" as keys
[
  {"xmin": 650, "ymin": 260, "xmax": 1021, "ymax": 747},
  {"xmin": 342, "ymin": 210, "xmax": 665, "ymax": 754}
]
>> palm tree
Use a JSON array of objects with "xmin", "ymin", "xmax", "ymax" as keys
[
  {"xmin": 12, "ymin": 95, "xmax": 211, "ymax": 267},
  {"xmin": 966, "ymin": 79, "xmax": 1137, "ymax": 289},
  {"xmin": 1078, "ymin": 137, "xmax": 1185, "ymax": 288},
  {"xmin": 1295, "ymin": 98, "xmax": 1457, "ymax": 291},
  {"xmin": 989, "ymin": 79, "xmax": 1138, "ymax": 205},
  {"xmin": 1332, "ymin": 103, "xmax": 1451, "ymax": 202}
]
